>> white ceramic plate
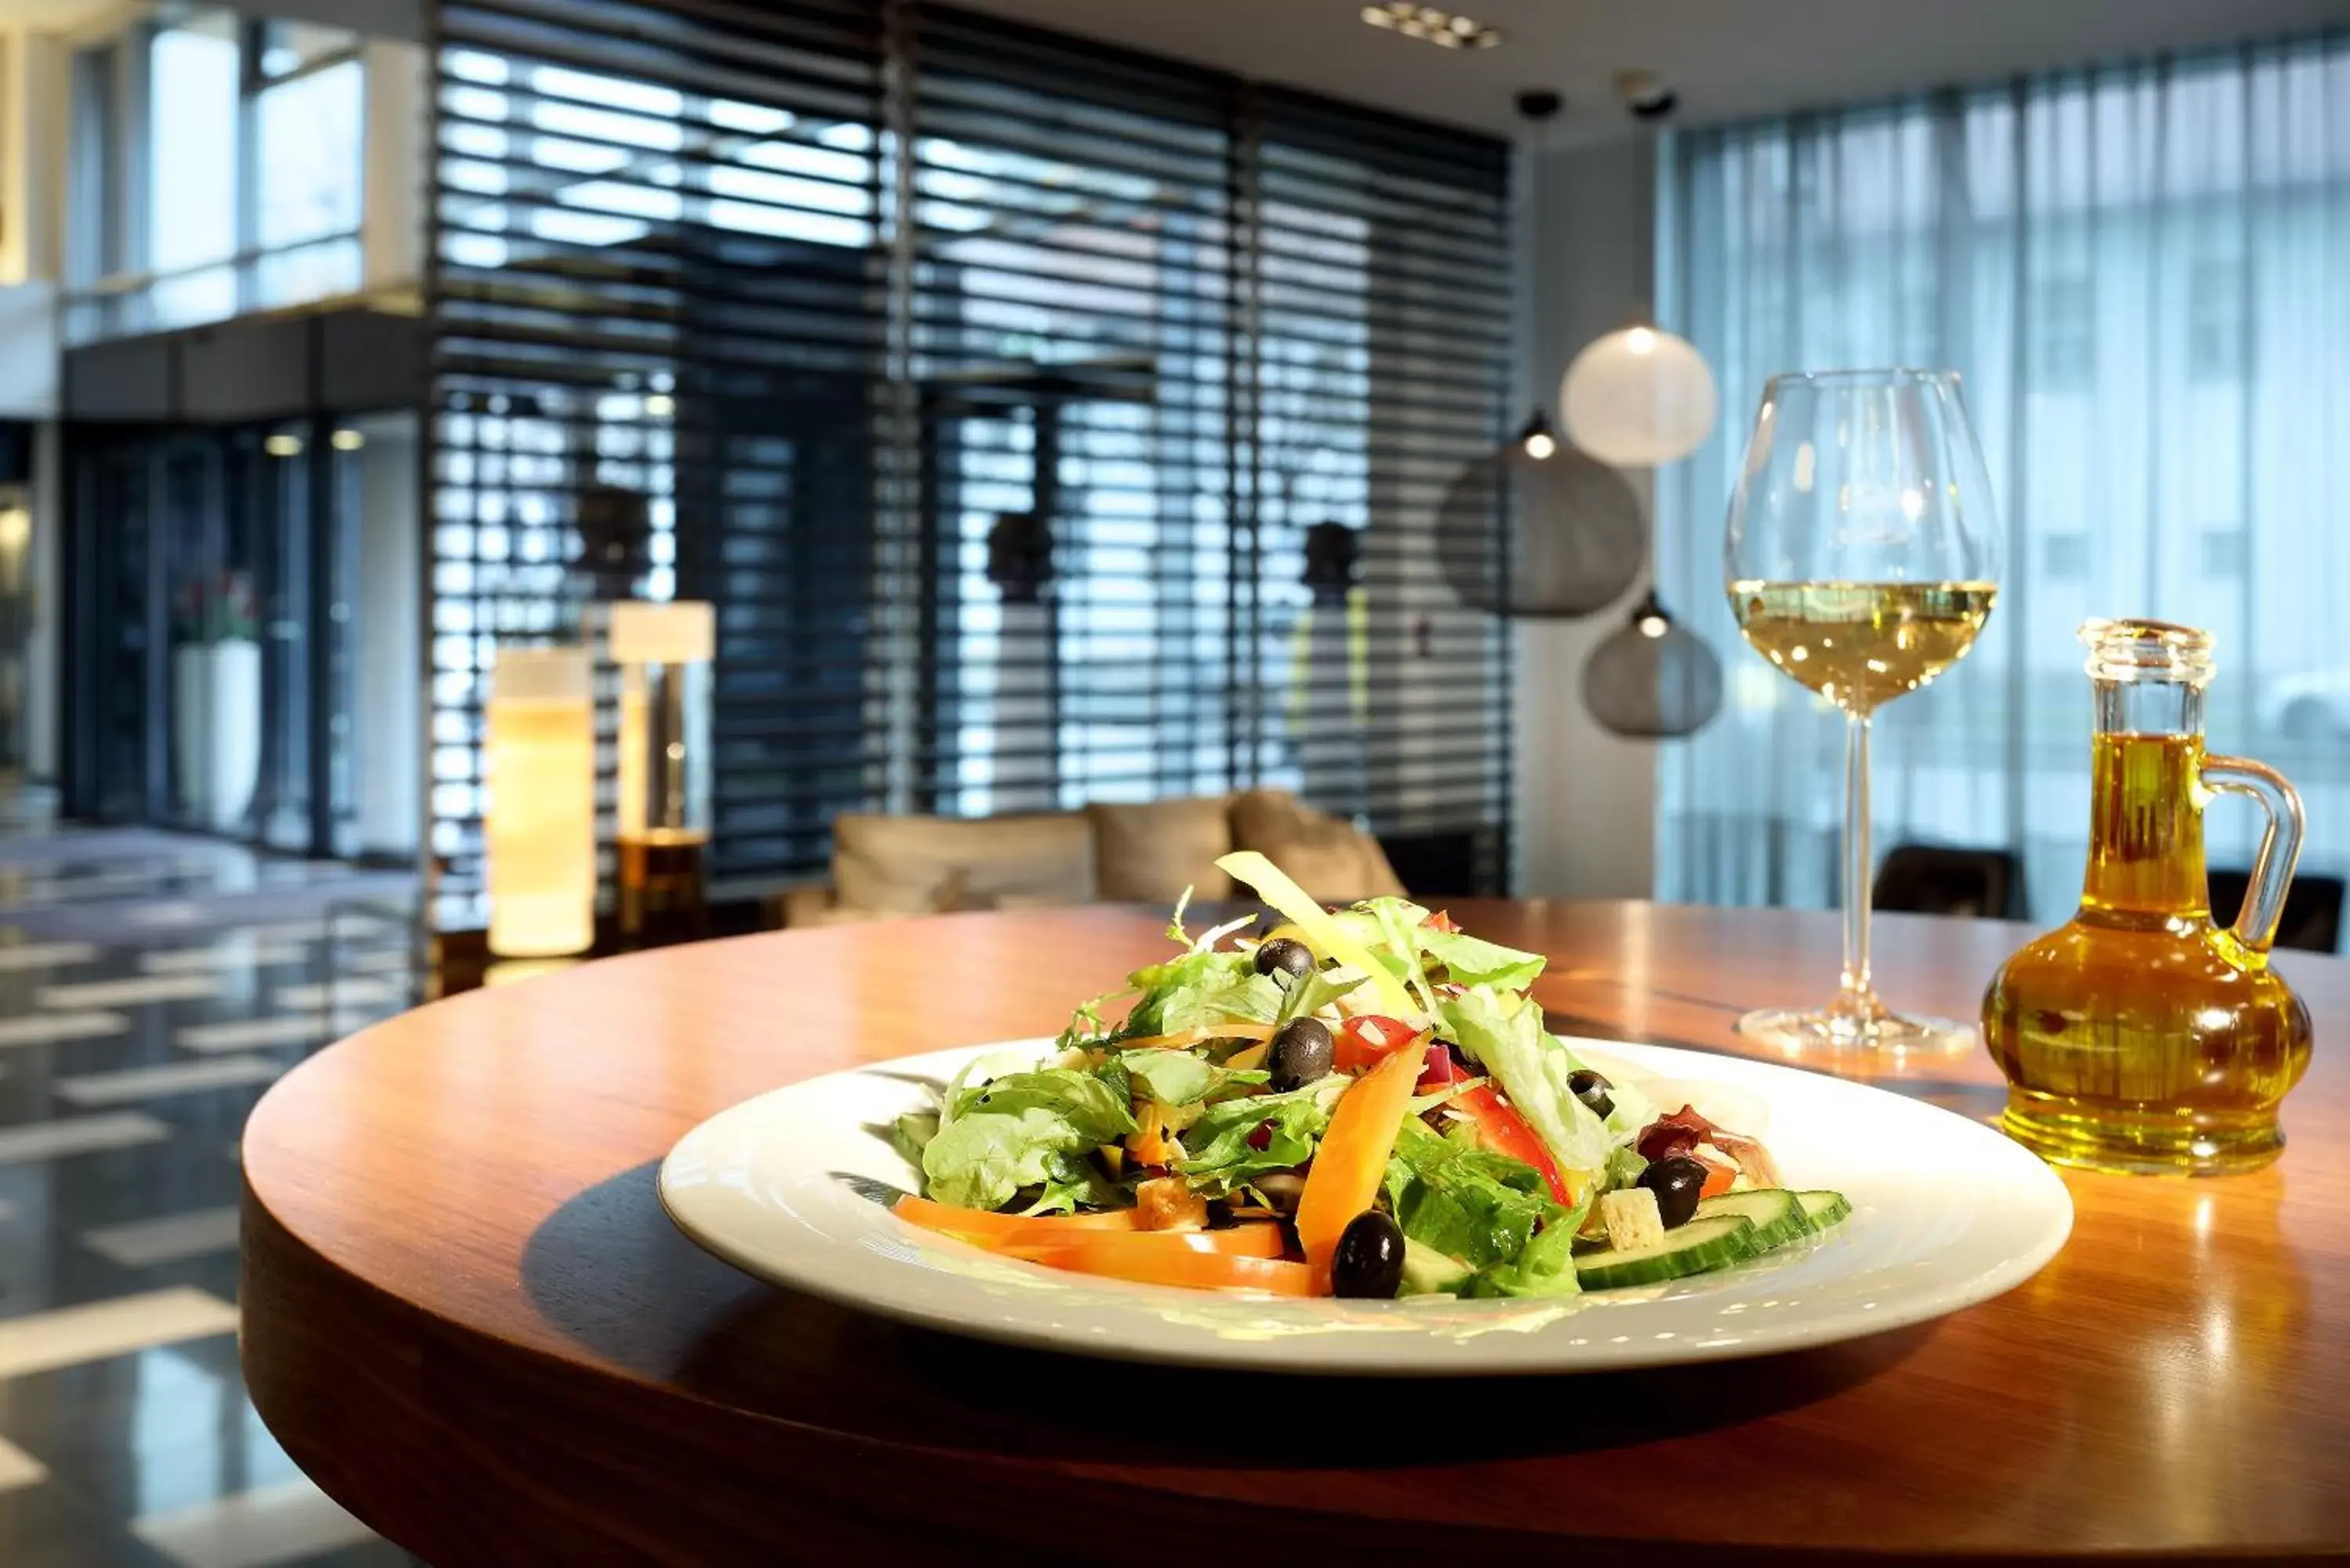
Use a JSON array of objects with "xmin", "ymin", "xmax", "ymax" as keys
[{"xmin": 659, "ymin": 1036, "xmax": 2072, "ymax": 1376}]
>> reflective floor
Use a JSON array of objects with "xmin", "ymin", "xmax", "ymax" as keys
[{"xmin": 0, "ymin": 824, "xmax": 421, "ymax": 1567}]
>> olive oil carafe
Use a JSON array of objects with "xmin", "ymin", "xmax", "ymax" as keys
[{"xmin": 1984, "ymin": 620, "xmax": 2312, "ymax": 1175}]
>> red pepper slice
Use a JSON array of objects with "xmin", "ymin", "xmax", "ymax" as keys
[
  {"xmin": 1422, "ymin": 909, "xmax": 1460, "ymax": 934},
  {"xmin": 1445, "ymin": 1086, "xmax": 1572, "ymax": 1205},
  {"xmin": 1333, "ymin": 1014, "xmax": 1417, "ymax": 1071},
  {"xmin": 1411, "ymin": 1048, "xmax": 1572, "ymax": 1206}
]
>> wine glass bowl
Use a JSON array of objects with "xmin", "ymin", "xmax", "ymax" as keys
[{"xmin": 1724, "ymin": 369, "xmax": 2004, "ymax": 1053}]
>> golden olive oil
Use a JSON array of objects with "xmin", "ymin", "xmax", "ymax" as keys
[
  {"xmin": 1729, "ymin": 580, "xmax": 1998, "ymax": 715},
  {"xmin": 1983, "ymin": 732, "xmax": 2312, "ymax": 1174}
]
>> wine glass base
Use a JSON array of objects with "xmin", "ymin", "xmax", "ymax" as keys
[{"xmin": 1735, "ymin": 1006, "xmax": 1978, "ymax": 1055}]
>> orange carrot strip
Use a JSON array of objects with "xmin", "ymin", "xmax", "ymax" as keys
[
  {"xmin": 891, "ymin": 1194, "xmax": 1137, "ymax": 1241},
  {"xmin": 1294, "ymin": 1034, "xmax": 1429, "ymax": 1294},
  {"xmin": 1000, "ymin": 1225, "xmax": 1286, "ymax": 1263},
  {"xmin": 1013, "ymin": 1238, "xmax": 1315, "ymax": 1295}
]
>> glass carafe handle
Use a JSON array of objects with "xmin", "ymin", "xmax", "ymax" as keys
[{"xmin": 2203, "ymin": 755, "xmax": 2306, "ymax": 954}]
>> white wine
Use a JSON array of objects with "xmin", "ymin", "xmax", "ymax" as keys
[{"xmin": 1729, "ymin": 580, "xmax": 1997, "ymax": 715}]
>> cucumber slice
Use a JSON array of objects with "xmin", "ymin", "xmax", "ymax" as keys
[
  {"xmin": 1398, "ymin": 1238, "xmax": 1473, "ymax": 1296},
  {"xmin": 1573, "ymin": 1214, "xmax": 1757, "ymax": 1290},
  {"xmin": 1795, "ymin": 1190, "xmax": 1853, "ymax": 1231},
  {"xmin": 1695, "ymin": 1188, "xmax": 1808, "ymax": 1252}
]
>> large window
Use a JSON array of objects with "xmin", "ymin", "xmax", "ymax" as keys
[
  {"xmin": 422, "ymin": 0, "xmax": 1515, "ymax": 921},
  {"xmin": 1657, "ymin": 32, "xmax": 2350, "ymax": 927},
  {"xmin": 146, "ymin": 16, "xmax": 240, "ymax": 326},
  {"xmin": 68, "ymin": 9, "xmax": 366, "ymax": 341}
]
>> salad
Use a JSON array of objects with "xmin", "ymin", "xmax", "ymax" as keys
[{"xmin": 891, "ymin": 851, "xmax": 1849, "ymax": 1299}]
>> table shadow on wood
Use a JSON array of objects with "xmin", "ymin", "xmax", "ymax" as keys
[{"xmin": 519, "ymin": 1159, "xmax": 1936, "ymax": 1469}]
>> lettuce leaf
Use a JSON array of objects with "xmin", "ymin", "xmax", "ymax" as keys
[
  {"xmin": 920, "ymin": 1067, "xmax": 1137, "ymax": 1211},
  {"xmin": 1382, "ymin": 1120, "xmax": 1554, "ymax": 1270},
  {"xmin": 1021, "ymin": 1149, "xmax": 1123, "ymax": 1216},
  {"xmin": 1216, "ymin": 851, "xmax": 1417, "ymax": 1017},
  {"xmin": 1274, "ymin": 965, "xmax": 1364, "ymax": 1025},
  {"xmin": 1418, "ymin": 927, "xmax": 1546, "ymax": 992},
  {"xmin": 1462, "ymin": 1212, "xmax": 1583, "ymax": 1298},
  {"xmin": 1121, "ymin": 949, "xmax": 1283, "ymax": 1039},
  {"xmin": 1440, "ymin": 987, "xmax": 1614, "ymax": 1182},
  {"xmin": 1119, "ymin": 1048, "xmax": 1267, "ymax": 1107},
  {"xmin": 1055, "ymin": 987, "xmax": 1130, "ymax": 1053},
  {"xmin": 1177, "ymin": 1078, "xmax": 1345, "ymax": 1191},
  {"xmin": 1361, "ymin": 898, "xmax": 1441, "ymax": 1017}
]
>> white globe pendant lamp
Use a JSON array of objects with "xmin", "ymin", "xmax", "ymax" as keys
[
  {"xmin": 1560, "ymin": 72, "xmax": 1718, "ymax": 470},
  {"xmin": 1561, "ymin": 321, "xmax": 1716, "ymax": 468}
]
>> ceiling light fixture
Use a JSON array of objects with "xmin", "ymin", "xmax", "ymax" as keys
[
  {"xmin": 1360, "ymin": 4, "xmax": 1502, "ymax": 50},
  {"xmin": 1559, "ymin": 70, "xmax": 1719, "ymax": 468}
]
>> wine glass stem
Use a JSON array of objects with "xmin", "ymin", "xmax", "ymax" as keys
[{"xmin": 1841, "ymin": 711, "xmax": 1875, "ymax": 1009}]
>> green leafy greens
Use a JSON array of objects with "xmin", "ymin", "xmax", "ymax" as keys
[
  {"xmin": 1118, "ymin": 1048, "xmax": 1267, "ymax": 1107},
  {"xmin": 1440, "ymin": 986, "xmax": 1614, "ymax": 1181},
  {"xmin": 920, "ymin": 1065, "xmax": 1137, "ymax": 1211},
  {"xmin": 1119, "ymin": 949, "xmax": 1283, "ymax": 1039},
  {"xmin": 1416, "ymin": 926, "xmax": 1547, "ymax": 992},
  {"xmin": 1382, "ymin": 1120, "xmax": 1553, "ymax": 1270},
  {"xmin": 1177, "ymin": 1078, "xmax": 1346, "ymax": 1194},
  {"xmin": 1383, "ymin": 1121, "xmax": 1585, "ymax": 1298}
]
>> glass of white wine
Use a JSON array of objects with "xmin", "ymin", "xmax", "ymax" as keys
[{"xmin": 1724, "ymin": 369, "xmax": 2003, "ymax": 1053}]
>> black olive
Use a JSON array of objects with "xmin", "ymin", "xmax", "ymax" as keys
[
  {"xmin": 1567, "ymin": 1068, "xmax": 1614, "ymax": 1121},
  {"xmin": 1255, "ymin": 938, "xmax": 1314, "ymax": 982},
  {"xmin": 1267, "ymin": 1017, "xmax": 1333, "ymax": 1091},
  {"xmin": 1637, "ymin": 1154, "xmax": 1710, "ymax": 1229},
  {"xmin": 1331, "ymin": 1210, "xmax": 1406, "ymax": 1299}
]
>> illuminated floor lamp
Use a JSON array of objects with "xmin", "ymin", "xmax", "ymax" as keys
[
  {"xmin": 486, "ymin": 646, "xmax": 595, "ymax": 959},
  {"xmin": 610, "ymin": 600, "xmax": 714, "ymax": 941}
]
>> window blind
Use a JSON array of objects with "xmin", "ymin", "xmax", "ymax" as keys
[
  {"xmin": 425, "ymin": 0, "xmax": 888, "ymax": 924},
  {"xmin": 425, "ymin": 0, "xmax": 1513, "ymax": 923}
]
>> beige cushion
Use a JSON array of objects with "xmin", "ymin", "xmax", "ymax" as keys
[
  {"xmin": 833, "ymin": 812, "xmax": 1097, "ymax": 915},
  {"xmin": 1087, "ymin": 797, "xmax": 1235, "ymax": 904},
  {"xmin": 1228, "ymin": 788, "xmax": 1408, "ymax": 902}
]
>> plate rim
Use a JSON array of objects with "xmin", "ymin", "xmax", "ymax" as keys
[{"xmin": 657, "ymin": 1035, "xmax": 2074, "ymax": 1376}]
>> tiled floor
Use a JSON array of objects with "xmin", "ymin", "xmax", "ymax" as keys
[{"xmin": 0, "ymin": 825, "xmax": 422, "ymax": 1567}]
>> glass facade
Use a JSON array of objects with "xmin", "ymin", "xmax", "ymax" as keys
[{"xmin": 68, "ymin": 9, "xmax": 367, "ymax": 341}]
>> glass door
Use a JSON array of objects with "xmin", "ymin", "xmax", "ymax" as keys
[
  {"xmin": 67, "ymin": 417, "xmax": 370, "ymax": 854},
  {"xmin": 157, "ymin": 434, "xmax": 257, "ymax": 836},
  {"xmin": 249, "ymin": 424, "xmax": 311, "ymax": 851},
  {"xmin": 76, "ymin": 442, "xmax": 156, "ymax": 819}
]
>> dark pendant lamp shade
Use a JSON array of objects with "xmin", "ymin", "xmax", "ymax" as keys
[
  {"xmin": 1437, "ymin": 411, "xmax": 1646, "ymax": 619},
  {"xmin": 1583, "ymin": 589, "xmax": 1723, "ymax": 739}
]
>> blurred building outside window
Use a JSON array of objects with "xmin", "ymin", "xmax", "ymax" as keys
[{"xmin": 67, "ymin": 7, "xmax": 366, "ymax": 341}]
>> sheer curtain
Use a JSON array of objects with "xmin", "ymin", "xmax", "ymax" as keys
[{"xmin": 1655, "ymin": 33, "xmax": 2350, "ymax": 927}]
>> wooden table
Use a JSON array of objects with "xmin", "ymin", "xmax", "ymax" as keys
[{"xmin": 241, "ymin": 902, "xmax": 2350, "ymax": 1564}]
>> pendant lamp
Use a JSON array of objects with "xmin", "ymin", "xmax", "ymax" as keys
[
  {"xmin": 1435, "ymin": 409, "xmax": 1644, "ymax": 618},
  {"xmin": 1582, "ymin": 588, "xmax": 1723, "ymax": 739},
  {"xmin": 1439, "ymin": 92, "xmax": 1644, "ymax": 621},
  {"xmin": 1559, "ymin": 74, "xmax": 1719, "ymax": 470}
]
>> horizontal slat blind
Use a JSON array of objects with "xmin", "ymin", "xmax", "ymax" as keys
[
  {"xmin": 906, "ymin": 10, "xmax": 1241, "ymax": 815},
  {"xmin": 1252, "ymin": 88, "xmax": 1513, "ymax": 886},
  {"xmin": 906, "ymin": 13, "xmax": 1513, "ymax": 886},
  {"xmin": 425, "ymin": 0, "xmax": 886, "ymax": 923},
  {"xmin": 425, "ymin": 0, "xmax": 1514, "ymax": 923}
]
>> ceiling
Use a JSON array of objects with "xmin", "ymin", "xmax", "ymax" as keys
[{"xmin": 952, "ymin": 0, "xmax": 2350, "ymax": 138}]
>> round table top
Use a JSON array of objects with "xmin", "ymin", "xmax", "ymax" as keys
[{"xmin": 241, "ymin": 901, "xmax": 2350, "ymax": 1565}]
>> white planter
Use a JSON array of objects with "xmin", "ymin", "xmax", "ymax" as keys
[{"xmin": 172, "ymin": 638, "xmax": 261, "ymax": 832}]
